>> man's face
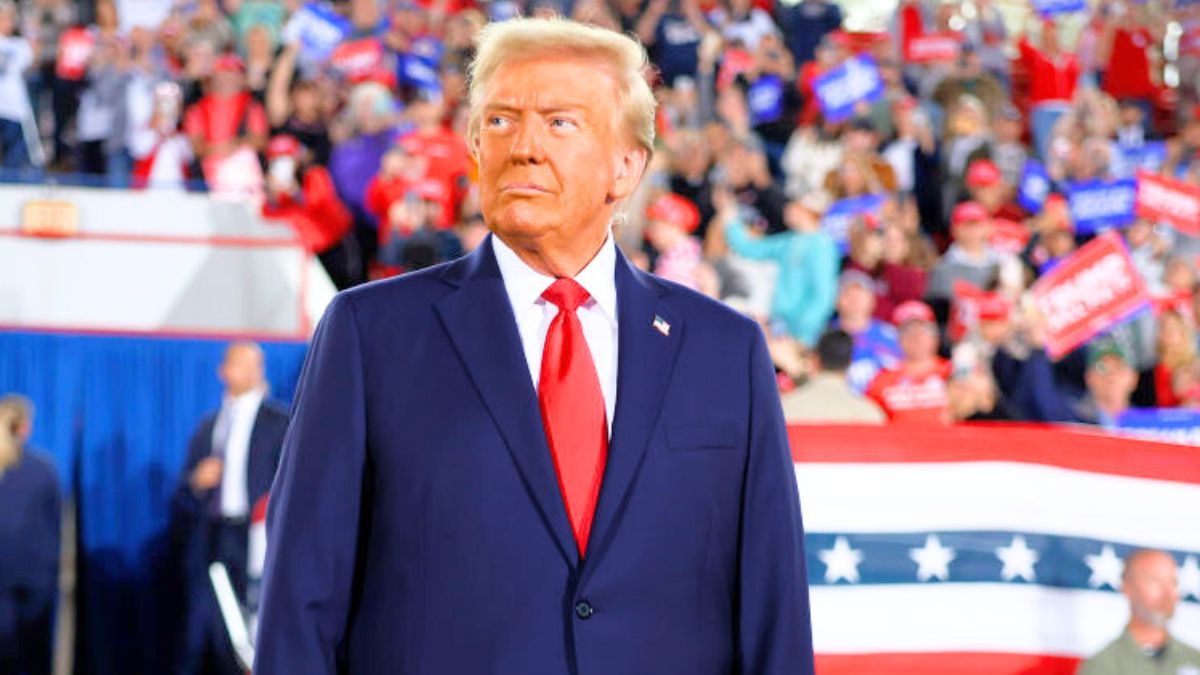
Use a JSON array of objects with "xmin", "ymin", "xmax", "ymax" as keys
[
  {"xmin": 837, "ymin": 283, "xmax": 875, "ymax": 322},
  {"xmin": 219, "ymin": 345, "xmax": 265, "ymax": 396},
  {"xmin": 1124, "ymin": 552, "xmax": 1180, "ymax": 627},
  {"xmin": 211, "ymin": 69, "xmax": 244, "ymax": 97},
  {"xmin": 475, "ymin": 55, "xmax": 645, "ymax": 250},
  {"xmin": 953, "ymin": 219, "xmax": 992, "ymax": 250},
  {"xmin": 1086, "ymin": 355, "xmax": 1136, "ymax": 408},
  {"xmin": 899, "ymin": 322, "xmax": 938, "ymax": 362}
]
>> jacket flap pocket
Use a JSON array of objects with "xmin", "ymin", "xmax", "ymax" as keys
[{"xmin": 666, "ymin": 422, "xmax": 739, "ymax": 450}]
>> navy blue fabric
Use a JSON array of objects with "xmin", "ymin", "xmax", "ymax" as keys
[
  {"xmin": 255, "ymin": 236, "xmax": 814, "ymax": 674},
  {"xmin": 0, "ymin": 330, "xmax": 306, "ymax": 674}
]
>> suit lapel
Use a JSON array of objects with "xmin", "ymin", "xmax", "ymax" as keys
[
  {"xmin": 582, "ymin": 251, "xmax": 683, "ymax": 574},
  {"xmin": 434, "ymin": 237, "xmax": 580, "ymax": 567}
]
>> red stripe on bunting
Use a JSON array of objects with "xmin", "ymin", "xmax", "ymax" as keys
[
  {"xmin": 816, "ymin": 652, "xmax": 1081, "ymax": 675},
  {"xmin": 788, "ymin": 423, "xmax": 1200, "ymax": 485}
]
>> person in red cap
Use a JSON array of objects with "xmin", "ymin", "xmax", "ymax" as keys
[
  {"xmin": 183, "ymin": 52, "xmax": 269, "ymax": 170},
  {"xmin": 644, "ymin": 192, "xmax": 704, "ymax": 290},
  {"xmin": 865, "ymin": 300, "xmax": 952, "ymax": 424},
  {"xmin": 376, "ymin": 178, "xmax": 459, "ymax": 272},
  {"xmin": 1021, "ymin": 193, "xmax": 1076, "ymax": 275},
  {"xmin": 926, "ymin": 201, "xmax": 1007, "ymax": 319},
  {"xmin": 261, "ymin": 135, "xmax": 358, "ymax": 288},
  {"xmin": 964, "ymin": 158, "xmax": 1024, "ymax": 222}
]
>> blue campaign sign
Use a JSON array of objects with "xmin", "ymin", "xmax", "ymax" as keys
[
  {"xmin": 1018, "ymin": 160, "xmax": 1051, "ymax": 214},
  {"xmin": 748, "ymin": 75, "xmax": 784, "ymax": 126},
  {"xmin": 1066, "ymin": 179, "xmax": 1137, "ymax": 234},
  {"xmin": 284, "ymin": 2, "xmax": 351, "ymax": 62},
  {"xmin": 813, "ymin": 56, "xmax": 885, "ymax": 123},
  {"xmin": 1113, "ymin": 408, "xmax": 1200, "ymax": 446},
  {"xmin": 1118, "ymin": 141, "xmax": 1167, "ymax": 177},
  {"xmin": 1031, "ymin": 0, "xmax": 1087, "ymax": 15},
  {"xmin": 821, "ymin": 194, "xmax": 885, "ymax": 249}
]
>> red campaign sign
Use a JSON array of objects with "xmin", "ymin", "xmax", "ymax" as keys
[
  {"xmin": 1182, "ymin": 25, "xmax": 1200, "ymax": 57},
  {"xmin": 948, "ymin": 280, "xmax": 988, "ymax": 343},
  {"xmin": 56, "ymin": 27, "xmax": 96, "ymax": 81},
  {"xmin": 1031, "ymin": 230, "xmax": 1150, "ymax": 360},
  {"xmin": 330, "ymin": 38, "xmax": 385, "ymax": 82},
  {"xmin": 990, "ymin": 218, "xmax": 1031, "ymax": 256},
  {"xmin": 1135, "ymin": 170, "xmax": 1200, "ymax": 235},
  {"xmin": 904, "ymin": 33, "xmax": 963, "ymax": 63}
]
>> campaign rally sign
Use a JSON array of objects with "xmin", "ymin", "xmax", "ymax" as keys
[
  {"xmin": 1182, "ymin": 24, "xmax": 1200, "ymax": 56},
  {"xmin": 794, "ymin": 423, "xmax": 1200, "ymax": 675},
  {"xmin": 1031, "ymin": 230, "xmax": 1150, "ymax": 360},
  {"xmin": 1135, "ymin": 170, "xmax": 1200, "ymax": 235},
  {"xmin": 990, "ymin": 218, "xmax": 1031, "ymax": 256},
  {"xmin": 282, "ymin": 2, "xmax": 351, "ymax": 63},
  {"xmin": 1066, "ymin": 178, "xmax": 1137, "ymax": 234},
  {"xmin": 814, "ymin": 56, "xmax": 885, "ymax": 123},
  {"xmin": 56, "ymin": 27, "xmax": 96, "ymax": 81},
  {"xmin": 1031, "ymin": 0, "xmax": 1087, "ymax": 15},
  {"xmin": 1119, "ymin": 141, "xmax": 1167, "ymax": 177},
  {"xmin": 821, "ymin": 194, "xmax": 885, "ymax": 249},
  {"xmin": 1017, "ymin": 160, "xmax": 1051, "ymax": 214},
  {"xmin": 904, "ymin": 33, "xmax": 963, "ymax": 63},
  {"xmin": 748, "ymin": 75, "xmax": 785, "ymax": 125},
  {"xmin": 330, "ymin": 38, "xmax": 386, "ymax": 82},
  {"xmin": 1113, "ymin": 408, "xmax": 1200, "ymax": 446}
]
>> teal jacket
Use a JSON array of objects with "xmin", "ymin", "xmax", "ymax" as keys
[{"xmin": 725, "ymin": 218, "xmax": 839, "ymax": 346}]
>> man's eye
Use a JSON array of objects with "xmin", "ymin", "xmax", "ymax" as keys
[
  {"xmin": 550, "ymin": 118, "xmax": 577, "ymax": 130},
  {"xmin": 486, "ymin": 116, "xmax": 509, "ymax": 128}
]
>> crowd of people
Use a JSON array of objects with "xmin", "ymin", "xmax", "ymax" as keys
[{"xmin": 4, "ymin": 0, "xmax": 1200, "ymax": 425}]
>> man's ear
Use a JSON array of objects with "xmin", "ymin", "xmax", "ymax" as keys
[{"xmin": 608, "ymin": 145, "xmax": 649, "ymax": 203}]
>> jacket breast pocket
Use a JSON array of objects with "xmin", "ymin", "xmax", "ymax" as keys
[{"xmin": 665, "ymin": 422, "xmax": 740, "ymax": 451}]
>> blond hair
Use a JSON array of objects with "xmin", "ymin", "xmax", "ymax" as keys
[{"xmin": 467, "ymin": 17, "xmax": 656, "ymax": 155}]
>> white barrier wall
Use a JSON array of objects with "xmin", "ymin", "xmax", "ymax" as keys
[{"xmin": 0, "ymin": 184, "xmax": 335, "ymax": 338}]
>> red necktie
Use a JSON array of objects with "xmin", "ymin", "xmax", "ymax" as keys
[{"xmin": 539, "ymin": 278, "xmax": 608, "ymax": 557}]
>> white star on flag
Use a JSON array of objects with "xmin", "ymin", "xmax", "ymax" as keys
[
  {"xmin": 818, "ymin": 536, "xmax": 864, "ymax": 584},
  {"xmin": 995, "ymin": 535, "xmax": 1040, "ymax": 582},
  {"xmin": 1179, "ymin": 555, "xmax": 1200, "ymax": 601},
  {"xmin": 1084, "ymin": 544, "xmax": 1124, "ymax": 590},
  {"xmin": 909, "ymin": 534, "xmax": 956, "ymax": 582}
]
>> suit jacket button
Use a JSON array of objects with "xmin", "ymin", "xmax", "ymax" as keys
[{"xmin": 574, "ymin": 600, "xmax": 595, "ymax": 620}]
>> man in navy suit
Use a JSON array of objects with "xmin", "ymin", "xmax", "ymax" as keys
[
  {"xmin": 172, "ymin": 341, "xmax": 288, "ymax": 675},
  {"xmin": 256, "ymin": 17, "xmax": 813, "ymax": 675}
]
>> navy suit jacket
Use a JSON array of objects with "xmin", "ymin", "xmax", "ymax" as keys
[
  {"xmin": 172, "ymin": 400, "xmax": 289, "ymax": 589},
  {"xmin": 256, "ymin": 236, "xmax": 813, "ymax": 675}
]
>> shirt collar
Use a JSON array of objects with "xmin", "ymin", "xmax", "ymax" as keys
[
  {"xmin": 224, "ymin": 387, "xmax": 265, "ymax": 412},
  {"xmin": 491, "ymin": 232, "xmax": 617, "ymax": 323}
]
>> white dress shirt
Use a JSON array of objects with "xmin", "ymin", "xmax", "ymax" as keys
[
  {"xmin": 211, "ymin": 387, "xmax": 265, "ymax": 518},
  {"xmin": 492, "ymin": 234, "xmax": 618, "ymax": 436}
]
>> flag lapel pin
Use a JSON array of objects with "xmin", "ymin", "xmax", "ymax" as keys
[{"xmin": 652, "ymin": 315, "xmax": 670, "ymax": 337}]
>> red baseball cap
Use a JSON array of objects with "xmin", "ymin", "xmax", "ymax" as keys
[
  {"xmin": 646, "ymin": 193, "xmax": 700, "ymax": 233},
  {"xmin": 951, "ymin": 201, "xmax": 991, "ymax": 227},
  {"xmin": 893, "ymin": 300, "xmax": 936, "ymax": 326},
  {"xmin": 213, "ymin": 53, "xmax": 245, "ymax": 73},
  {"xmin": 965, "ymin": 159, "xmax": 1003, "ymax": 189},
  {"xmin": 266, "ymin": 135, "xmax": 302, "ymax": 160}
]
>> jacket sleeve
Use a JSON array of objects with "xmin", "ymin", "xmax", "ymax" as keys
[
  {"xmin": 170, "ymin": 422, "xmax": 213, "ymax": 520},
  {"xmin": 736, "ymin": 327, "xmax": 815, "ymax": 675},
  {"xmin": 793, "ymin": 237, "xmax": 839, "ymax": 346},
  {"xmin": 254, "ymin": 293, "xmax": 368, "ymax": 675},
  {"xmin": 725, "ymin": 217, "xmax": 790, "ymax": 261}
]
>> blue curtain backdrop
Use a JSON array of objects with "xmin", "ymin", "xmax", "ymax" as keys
[{"xmin": 0, "ymin": 330, "xmax": 308, "ymax": 674}]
